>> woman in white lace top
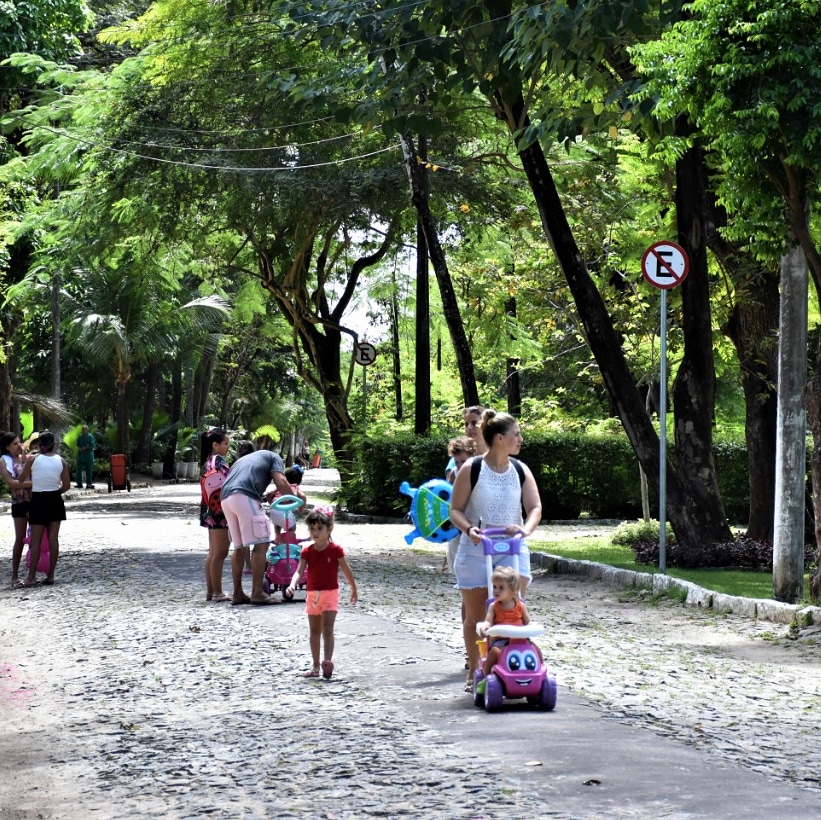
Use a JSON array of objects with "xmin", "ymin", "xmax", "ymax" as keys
[{"xmin": 449, "ymin": 409, "xmax": 542, "ymax": 691}]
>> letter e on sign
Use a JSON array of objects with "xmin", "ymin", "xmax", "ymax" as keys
[
  {"xmin": 641, "ymin": 242, "xmax": 689, "ymax": 289},
  {"xmin": 354, "ymin": 341, "xmax": 377, "ymax": 367}
]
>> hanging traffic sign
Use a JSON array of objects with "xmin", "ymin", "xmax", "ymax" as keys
[
  {"xmin": 354, "ymin": 341, "xmax": 377, "ymax": 366},
  {"xmin": 641, "ymin": 241, "xmax": 690, "ymax": 289}
]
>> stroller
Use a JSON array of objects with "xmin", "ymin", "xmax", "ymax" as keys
[{"xmin": 263, "ymin": 530, "xmax": 307, "ymax": 600}]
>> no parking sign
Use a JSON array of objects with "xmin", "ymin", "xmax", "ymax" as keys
[
  {"xmin": 641, "ymin": 241, "xmax": 689, "ymax": 290},
  {"xmin": 641, "ymin": 240, "xmax": 690, "ymax": 574}
]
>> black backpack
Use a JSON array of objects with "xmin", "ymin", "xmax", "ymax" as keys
[{"xmin": 469, "ymin": 455, "xmax": 525, "ymax": 489}]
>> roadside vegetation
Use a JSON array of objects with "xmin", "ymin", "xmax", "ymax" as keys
[{"xmin": 531, "ymin": 521, "xmax": 817, "ymax": 604}]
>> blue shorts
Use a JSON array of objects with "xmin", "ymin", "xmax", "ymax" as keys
[{"xmin": 454, "ymin": 540, "xmax": 531, "ymax": 590}]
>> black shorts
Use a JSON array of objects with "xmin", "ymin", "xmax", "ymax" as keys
[
  {"xmin": 29, "ymin": 491, "xmax": 66, "ymax": 526},
  {"xmin": 10, "ymin": 501, "xmax": 30, "ymax": 519}
]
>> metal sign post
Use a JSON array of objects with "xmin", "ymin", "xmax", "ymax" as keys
[{"xmin": 641, "ymin": 242, "xmax": 689, "ymax": 573}]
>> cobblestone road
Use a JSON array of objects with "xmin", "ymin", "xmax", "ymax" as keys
[{"xmin": 1, "ymin": 475, "xmax": 820, "ymax": 819}]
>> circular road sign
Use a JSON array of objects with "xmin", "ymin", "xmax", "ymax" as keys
[
  {"xmin": 641, "ymin": 241, "xmax": 690, "ymax": 290},
  {"xmin": 354, "ymin": 341, "xmax": 377, "ymax": 367}
]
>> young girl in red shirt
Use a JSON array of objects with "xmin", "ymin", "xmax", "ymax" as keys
[{"xmin": 288, "ymin": 506, "xmax": 358, "ymax": 679}]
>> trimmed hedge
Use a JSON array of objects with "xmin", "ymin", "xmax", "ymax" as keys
[{"xmin": 341, "ymin": 431, "xmax": 752, "ymax": 523}]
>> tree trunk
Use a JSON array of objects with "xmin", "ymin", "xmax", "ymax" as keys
[
  {"xmin": 722, "ymin": 272, "xmax": 779, "ymax": 540},
  {"xmin": 163, "ymin": 359, "xmax": 182, "ymax": 478},
  {"xmin": 194, "ymin": 349, "xmax": 217, "ymax": 428},
  {"xmin": 252, "ymin": 212, "xmax": 399, "ymax": 488},
  {"xmin": 501, "ymin": 92, "xmax": 730, "ymax": 561},
  {"xmin": 115, "ymin": 377, "xmax": 130, "ymax": 460},
  {"xmin": 51, "ymin": 271, "xmax": 61, "ymax": 401},
  {"xmin": 184, "ymin": 362, "xmax": 194, "ymax": 428},
  {"xmin": 390, "ymin": 267, "xmax": 403, "ymax": 422},
  {"xmin": 671, "ymin": 133, "xmax": 732, "ymax": 564},
  {"xmin": 505, "ymin": 295, "xmax": 521, "ymax": 416},
  {"xmin": 807, "ymin": 335, "xmax": 821, "ymax": 602},
  {"xmin": 415, "ymin": 214, "xmax": 431, "ymax": 436},
  {"xmin": 134, "ymin": 360, "xmax": 160, "ymax": 464},
  {"xmin": 399, "ymin": 132, "xmax": 479, "ymax": 407},
  {"xmin": 773, "ymin": 246, "xmax": 808, "ymax": 603}
]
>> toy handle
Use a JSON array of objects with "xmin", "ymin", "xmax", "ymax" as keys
[
  {"xmin": 480, "ymin": 526, "xmax": 510, "ymax": 537},
  {"xmin": 271, "ymin": 494, "xmax": 302, "ymax": 512}
]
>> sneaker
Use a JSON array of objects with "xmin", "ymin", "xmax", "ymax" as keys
[
  {"xmin": 75, "ymin": 484, "xmax": 83, "ymax": 489},
  {"xmin": 85, "ymin": 484, "xmax": 95, "ymax": 489}
]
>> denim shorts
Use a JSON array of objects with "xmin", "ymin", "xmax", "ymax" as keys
[{"xmin": 454, "ymin": 540, "xmax": 531, "ymax": 590}]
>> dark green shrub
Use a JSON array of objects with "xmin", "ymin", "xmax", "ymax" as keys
[{"xmin": 343, "ymin": 429, "xmax": 753, "ymax": 523}]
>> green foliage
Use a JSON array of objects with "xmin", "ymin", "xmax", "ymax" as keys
[
  {"xmin": 342, "ymin": 433, "xmax": 447, "ymax": 517},
  {"xmin": 529, "ymin": 536, "xmax": 638, "ymax": 570},
  {"xmin": 612, "ymin": 519, "xmax": 674, "ymax": 546},
  {"xmin": 0, "ymin": 1, "xmax": 93, "ymax": 67},
  {"xmin": 632, "ymin": 0, "xmax": 821, "ymax": 257},
  {"xmin": 343, "ymin": 429, "xmax": 752, "ymax": 521}
]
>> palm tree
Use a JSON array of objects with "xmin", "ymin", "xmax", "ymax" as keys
[{"xmin": 65, "ymin": 261, "xmax": 229, "ymax": 457}]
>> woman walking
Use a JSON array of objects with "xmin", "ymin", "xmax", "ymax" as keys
[{"xmin": 449, "ymin": 409, "xmax": 542, "ymax": 692}]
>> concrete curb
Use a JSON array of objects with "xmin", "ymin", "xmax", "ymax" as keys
[{"xmin": 530, "ymin": 550, "xmax": 821, "ymax": 627}]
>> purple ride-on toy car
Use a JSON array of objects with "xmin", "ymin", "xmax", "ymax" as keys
[{"xmin": 471, "ymin": 528, "xmax": 557, "ymax": 712}]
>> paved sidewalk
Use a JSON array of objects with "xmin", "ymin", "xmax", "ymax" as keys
[{"xmin": 0, "ymin": 481, "xmax": 820, "ymax": 818}]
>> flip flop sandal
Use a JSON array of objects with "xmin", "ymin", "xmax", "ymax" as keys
[
  {"xmin": 321, "ymin": 660, "xmax": 334, "ymax": 679},
  {"xmin": 303, "ymin": 668, "xmax": 320, "ymax": 678}
]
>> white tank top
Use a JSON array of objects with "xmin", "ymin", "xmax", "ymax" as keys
[
  {"xmin": 458, "ymin": 458, "xmax": 523, "ymax": 551},
  {"xmin": 32, "ymin": 453, "xmax": 64, "ymax": 492}
]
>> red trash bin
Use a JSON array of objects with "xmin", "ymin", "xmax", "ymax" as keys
[{"xmin": 108, "ymin": 454, "xmax": 131, "ymax": 493}]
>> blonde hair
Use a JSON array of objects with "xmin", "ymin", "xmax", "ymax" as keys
[{"xmin": 491, "ymin": 565, "xmax": 520, "ymax": 596}]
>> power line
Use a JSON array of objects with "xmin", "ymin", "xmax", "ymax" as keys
[
  {"xmin": 107, "ymin": 127, "xmax": 377, "ymax": 153},
  {"xmin": 23, "ymin": 118, "xmax": 402, "ymax": 172}
]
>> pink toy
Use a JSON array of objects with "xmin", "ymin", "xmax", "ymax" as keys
[
  {"xmin": 24, "ymin": 526, "xmax": 51, "ymax": 574},
  {"xmin": 472, "ymin": 528, "xmax": 557, "ymax": 712},
  {"xmin": 263, "ymin": 530, "xmax": 308, "ymax": 600}
]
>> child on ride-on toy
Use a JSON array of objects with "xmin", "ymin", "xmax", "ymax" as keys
[{"xmin": 475, "ymin": 566, "xmax": 530, "ymax": 694}]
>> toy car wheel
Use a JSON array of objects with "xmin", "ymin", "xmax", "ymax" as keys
[
  {"xmin": 538, "ymin": 676, "xmax": 558, "ymax": 711},
  {"xmin": 472, "ymin": 671, "xmax": 485, "ymax": 708},
  {"xmin": 485, "ymin": 673, "xmax": 503, "ymax": 712}
]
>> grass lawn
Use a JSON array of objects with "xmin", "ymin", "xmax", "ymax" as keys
[{"xmin": 531, "ymin": 535, "xmax": 813, "ymax": 604}]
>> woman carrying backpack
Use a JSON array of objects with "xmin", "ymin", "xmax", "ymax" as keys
[
  {"xmin": 449, "ymin": 409, "xmax": 542, "ymax": 693},
  {"xmin": 200, "ymin": 428, "xmax": 231, "ymax": 603}
]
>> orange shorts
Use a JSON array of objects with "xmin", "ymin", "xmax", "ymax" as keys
[{"xmin": 305, "ymin": 588, "xmax": 340, "ymax": 616}]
